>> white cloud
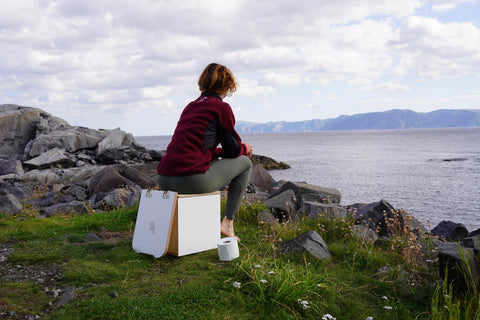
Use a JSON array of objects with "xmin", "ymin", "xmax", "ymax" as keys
[
  {"xmin": 361, "ymin": 81, "xmax": 411, "ymax": 93},
  {"xmin": 393, "ymin": 16, "xmax": 480, "ymax": 79},
  {"xmin": 0, "ymin": 0, "xmax": 479, "ymax": 134}
]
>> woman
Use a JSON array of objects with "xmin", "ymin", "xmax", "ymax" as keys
[{"xmin": 157, "ymin": 63, "xmax": 253, "ymax": 240}]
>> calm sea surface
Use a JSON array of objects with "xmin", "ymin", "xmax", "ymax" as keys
[{"xmin": 136, "ymin": 127, "xmax": 480, "ymax": 231}]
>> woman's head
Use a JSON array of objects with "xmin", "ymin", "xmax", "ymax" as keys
[{"xmin": 198, "ymin": 63, "xmax": 237, "ymax": 97}]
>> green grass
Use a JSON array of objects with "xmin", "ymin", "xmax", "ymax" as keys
[{"xmin": 0, "ymin": 201, "xmax": 478, "ymax": 319}]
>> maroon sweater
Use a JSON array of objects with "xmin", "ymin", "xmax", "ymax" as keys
[{"xmin": 157, "ymin": 94, "xmax": 248, "ymax": 176}]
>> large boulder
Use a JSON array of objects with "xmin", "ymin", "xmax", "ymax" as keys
[
  {"xmin": 354, "ymin": 200, "xmax": 403, "ymax": 238},
  {"xmin": 88, "ymin": 165, "xmax": 156, "ymax": 195},
  {"xmin": 278, "ymin": 181, "xmax": 342, "ymax": 209},
  {"xmin": 0, "ymin": 104, "xmax": 70, "ymax": 155},
  {"xmin": 26, "ymin": 128, "xmax": 104, "ymax": 157},
  {"xmin": 248, "ymin": 164, "xmax": 275, "ymax": 193},
  {"xmin": 40, "ymin": 201, "xmax": 89, "ymax": 217},
  {"xmin": 301, "ymin": 201, "xmax": 347, "ymax": 220},
  {"xmin": 0, "ymin": 157, "xmax": 24, "ymax": 176},
  {"xmin": 0, "ymin": 190, "xmax": 23, "ymax": 215},
  {"xmin": 431, "ymin": 220, "xmax": 469, "ymax": 242},
  {"xmin": 264, "ymin": 189, "xmax": 297, "ymax": 221},
  {"xmin": 96, "ymin": 128, "xmax": 135, "ymax": 156},
  {"xmin": 23, "ymin": 148, "xmax": 75, "ymax": 170},
  {"xmin": 436, "ymin": 240, "xmax": 479, "ymax": 294}
]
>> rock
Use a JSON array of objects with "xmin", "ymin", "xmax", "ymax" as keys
[
  {"xmin": 278, "ymin": 181, "xmax": 342, "ymax": 209},
  {"xmin": 257, "ymin": 210, "xmax": 279, "ymax": 228},
  {"xmin": 96, "ymin": 145, "xmax": 149, "ymax": 164},
  {"xmin": 436, "ymin": 240, "xmax": 479, "ymax": 294},
  {"xmin": 40, "ymin": 201, "xmax": 89, "ymax": 217},
  {"xmin": 110, "ymin": 291, "xmax": 119, "ymax": 299},
  {"xmin": 354, "ymin": 200, "xmax": 402, "ymax": 238},
  {"xmin": 279, "ymin": 230, "xmax": 331, "ymax": 260},
  {"xmin": 468, "ymin": 228, "xmax": 480, "ymax": 237},
  {"xmin": 301, "ymin": 201, "xmax": 347, "ymax": 220},
  {"xmin": 431, "ymin": 220, "xmax": 469, "ymax": 242},
  {"xmin": 264, "ymin": 189, "xmax": 297, "ymax": 221},
  {"xmin": 27, "ymin": 128, "xmax": 103, "ymax": 157},
  {"xmin": 251, "ymin": 154, "xmax": 290, "ymax": 170},
  {"xmin": 56, "ymin": 285, "xmax": 75, "ymax": 306},
  {"xmin": 29, "ymin": 191, "xmax": 64, "ymax": 207},
  {"xmin": 85, "ymin": 232, "xmax": 101, "ymax": 241},
  {"xmin": 352, "ymin": 225, "xmax": 379, "ymax": 242},
  {"xmin": 249, "ymin": 164, "xmax": 275, "ymax": 193},
  {"xmin": 88, "ymin": 166, "xmax": 141, "ymax": 195},
  {"xmin": 97, "ymin": 128, "xmax": 134, "ymax": 156},
  {"xmin": 463, "ymin": 236, "xmax": 480, "ymax": 255},
  {"xmin": 1, "ymin": 185, "xmax": 34, "ymax": 200},
  {"xmin": 0, "ymin": 157, "xmax": 24, "ymax": 175},
  {"xmin": 90, "ymin": 186, "xmax": 141, "ymax": 210},
  {"xmin": 23, "ymin": 148, "xmax": 74, "ymax": 170},
  {"xmin": 113, "ymin": 164, "xmax": 157, "ymax": 189},
  {"xmin": 0, "ymin": 191, "xmax": 23, "ymax": 215},
  {"xmin": 0, "ymin": 104, "xmax": 70, "ymax": 155},
  {"xmin": 148, "ymin": 149, "xmax": 166, "ymax": 161}
]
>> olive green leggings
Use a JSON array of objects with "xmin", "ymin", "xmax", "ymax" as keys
[{"xmin": 157, "ymin": 156, "xmax": 253, "ymax": 220}]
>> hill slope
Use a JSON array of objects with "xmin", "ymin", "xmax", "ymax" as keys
[{"xmin": 236, "ymin": 109, "xmax": 480, "ymax": 133}]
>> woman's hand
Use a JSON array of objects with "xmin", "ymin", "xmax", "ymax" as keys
[{"xmin": 244, "ymin": 143, "xmax": 253, "ymax": 158}]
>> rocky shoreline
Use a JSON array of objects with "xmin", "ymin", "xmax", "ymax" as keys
[{"xmin": 1, "ymin": 104, "xmax": 480, "ymax": 314}]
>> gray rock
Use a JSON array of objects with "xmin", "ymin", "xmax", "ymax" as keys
[
  {"xmin": 85, "ymin": 232, "xmax": 101, "ymax": 241},
  {"xmin": 278, "ymin": 181, "xmax": 342, "ymax": 209},
  {"xmin": 27, "ymin": 128, "xmax": 103, "ymax": 157},
  {"xmin": 352, "ymin": 225, "xmax": 379, "ymax": 242},
  {"xmin": 0, "ymin": 191, "xmax": 23, "ymax": 215},
  {"xmin": 23, "ymin": 148, "xmax": 74, "ymax": 170},
  {"xmin": 354, "ymin": 200, "xmax": 402, "ymax": 238},
  {"xmin": 301, "ymin": 201, "xmax": 347, "ymax": 220},
  {"xmin": 257, "ymin": 210, "xmax": 279, "ymax": 228},
  {"xmin": 90, "ymin": 187, "xmax": 141, "ymax": 210},
  {"xmin": 88, "ymin": 166, "xmax": 140, "ymax": 195},
  {"xmin": 40, "ymin": 201, "xmax": 89, "ymax": 217},
  {"xmin": 0, "ymin": 104, "xmax": 70, "ymax": 155},
  {"xmin": 0, "ymin": 157, "xmax": 24, "ymax": 175},
  {"xmin": 463, "ymin": 236, "xmax": 480, "ymax": 254},
  {"xmin": 96, "ymin": 128, "xmax": 135, "ymax": 156},
  {"xmin": 1, "ymin": 185, "xmax": 34, "ymax": 200},
  {"xmin": 264, "ymin": 189, "xmax": 297, "ymax": 221},
  {"xmin": 113, "ymin": 164, "xmax": 157, "ymax": 189},
  {"xmin": 249, "ymin": 164, "xmax": 275, "ymax": 193},
  {"xmin": 56, "ymin": 285, "xmax": 75, "ymax": 306},
  {"xmin": 279, "ymin": 230, "xmax": 331, "ymax": 260},
  {"xmin": 96, "ymin": 145, "xmax": 148, "ymax": 164},
  {"xmin": 148, "ymin": 149, "xmax": 166, "ymax": 161},
  {"xmin": 431, "ymin": 220, "xmax": 469, "ymax": 242},
  {"xmin": 436, "ymin": 240, "xmax": 479, "ymax": 293}
]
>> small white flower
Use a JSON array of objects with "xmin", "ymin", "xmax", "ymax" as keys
[
  {"xmin": 232, "ymin": 282, "xmax": 241, "ymax": 289},
  {"xmin": 297, "ymin": 299, "xmax": 311, "ymax": 310},
  {"xmin": 267, "ymin": 271, "xmax": 275, "ymax": 275},
  {"xmin": 316, "ymin": 283, "xmax": 322, "ymax": 288},
  {"xmin": 254, "ymin": 264, "xmax": 261, "ymax": 268},
  {"xmin": 383, "ymin": 306, "xmax": 393, "ymax": 310},
  {"xmin": 260, "ymin": 279, "xmax": 267, "ymax": 284},
  {"xmin": 322, "ymin": 314, "xmax": 336, "ymax": 320},
  {"xmin": 382, "ymin": 296, "xmax": 388, "ymax": 300},
  {"xmin": 366, "ymin": 317, "xmax": 373, "ymax": 320}
]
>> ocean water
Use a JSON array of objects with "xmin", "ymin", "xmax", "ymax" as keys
[{"xmin": 136, "ymin": 127, "xmax": 480, "ymax": 231}]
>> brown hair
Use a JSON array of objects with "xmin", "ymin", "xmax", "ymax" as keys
[{"xmin": 198, "ymin": 63, "xmax": 237, "ymax": 96}]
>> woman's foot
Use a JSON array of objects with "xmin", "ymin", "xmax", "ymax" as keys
[{"xmin": 221, "ymin": 217, "xmax": 240, "ymax": 241}]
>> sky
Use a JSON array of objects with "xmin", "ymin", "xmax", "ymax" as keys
[{"xmin": 1, "ymin": 0, "xmax": 480, "ymax": 136}]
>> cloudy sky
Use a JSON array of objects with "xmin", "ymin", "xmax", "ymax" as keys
[{"xmin": 1, "ymin": 0, "xmax": 480, "ymax": 135}]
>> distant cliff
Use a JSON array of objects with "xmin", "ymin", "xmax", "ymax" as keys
[{"xmin": 235, "ymin": 109, "xmax": 480, "ymax": 133}]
